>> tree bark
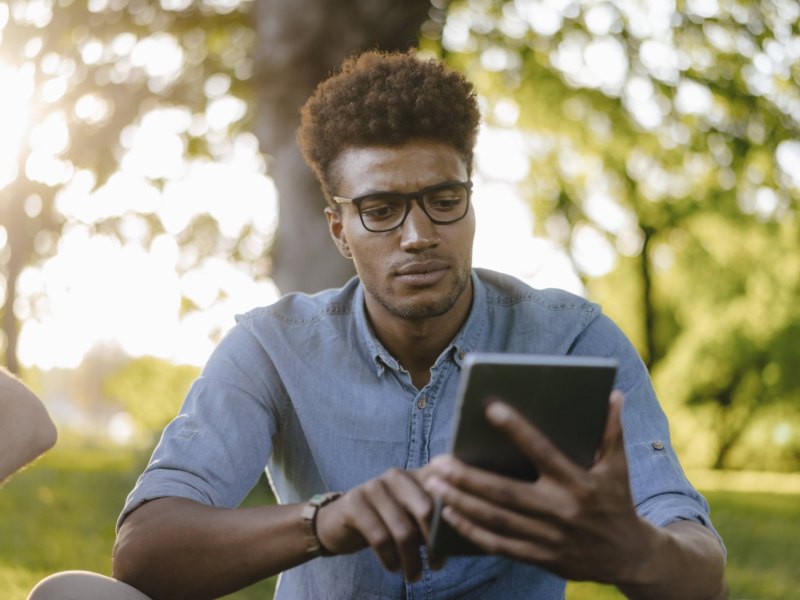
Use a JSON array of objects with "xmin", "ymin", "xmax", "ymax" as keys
[
  {"xmin": 639, "ymin": 225, "xmax": 656, "ymax": 369},
  {"xmin": 252, "ymin": 0, "xmax": 434, "ymax": 293},
  {"xmin": 1, "ymin": 198, "xmax": 28, "ymax": 374}
]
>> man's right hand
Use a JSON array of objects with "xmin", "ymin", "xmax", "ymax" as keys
[{"xmin": 315, "ymin": 467, "xmax": 435, "ymax": 582}]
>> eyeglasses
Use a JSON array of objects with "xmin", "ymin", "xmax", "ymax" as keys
[{"xmin": 332, "ymin": 181, "xmax": 473, "ymax": 233}]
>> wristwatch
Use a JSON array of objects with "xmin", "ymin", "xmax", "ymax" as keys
[{"xmin": 301, "ymin": 491, "xmax": 342, "ymax": 557}]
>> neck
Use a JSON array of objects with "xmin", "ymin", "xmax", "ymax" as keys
[{"xmin": 365, "ymin": 280, "xmax": 473, "ymax": 387}]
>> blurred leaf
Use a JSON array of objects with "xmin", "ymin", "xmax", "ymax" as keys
[{"xmin": 103, "ymin": 356, "xmax": 199, "ymax": 434}]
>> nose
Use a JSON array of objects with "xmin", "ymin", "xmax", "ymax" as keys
[{"xmin": 399, "ymin": 198, "xmax": 439, "ymax": 252}]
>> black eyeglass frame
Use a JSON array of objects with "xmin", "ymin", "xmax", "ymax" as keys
[{"xmin": 332, "ymin": 180, "xmax": 473, "ymax": 233}]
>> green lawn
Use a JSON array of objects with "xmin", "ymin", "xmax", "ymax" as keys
[
  {"xmin": 0, "ymin": 440, "xmax": 276, "ymax": 599},
  {"xmin": 1, "ymin": 441, "xmax": 798, "ymax": 599}
]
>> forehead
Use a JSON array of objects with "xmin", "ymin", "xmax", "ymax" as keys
[{"xmin": 332, "ymin": 140, "xmax": 468, "ymax": 196}]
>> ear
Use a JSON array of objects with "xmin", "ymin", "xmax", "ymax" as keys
[{"xmin": 325, "ymin": 207, "xmax": 352, "ymax": 259}]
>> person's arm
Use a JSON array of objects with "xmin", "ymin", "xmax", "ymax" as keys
[
  {"xmin": 423, "ymin": 393, "xmax": 727, "ymax": 600},
  {"xmin": 113, "ymin": 467, "xmax": 435, "ymax": 600},
  {"xmin": 0, "ymin": 369, "xmax": 57, "ymax": 483}
]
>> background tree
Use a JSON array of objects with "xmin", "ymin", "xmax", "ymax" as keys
[
  {"xmin": 252, "ymin": 0, "xmax": 436, "ymax": 293},
  {"xmin": 0, "ymin": 0, "xmax": 258, "ymax": 373},
  {"xmin": 423, "ymin": 0, "xmax": 800, "ymax": 468},
  {"xmin": 653, "ymin": 214, "xmax": 800, "ymax": 469},
  {"xmin": 0, "ymin": 0, "xmax": 440, "ymax": 371},
  {"xmin": 2, "ymin": 0, "xmax": 798, "ymax": 469},
  {"xmin": 104, "ymin": 355, "xmax": 200, "ymax": 438}
]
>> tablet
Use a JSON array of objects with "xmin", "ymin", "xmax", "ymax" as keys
[{"xmin": 427, "ymin": 353, "xmax": 618, "ymax": 558}]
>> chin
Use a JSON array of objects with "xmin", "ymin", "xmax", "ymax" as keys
[
  {"xmin": 390, "ymin": 302, "xmax": 452, "ymax": 320},
  {"xmin": 381, "ymin": 288, "xmax": 463, "ymax": 320}
]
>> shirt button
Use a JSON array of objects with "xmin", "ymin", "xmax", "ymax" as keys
[
  {"xmin": 417, "ymin": 396, "xmax": 427, "ymax": 409},
  {"xmin": 652, "ymin": 441, "xmax": 664, "ymax": 451},
  {"xmin": 458, "ymin": 350, "xmax": 465, "ymax": 360}
]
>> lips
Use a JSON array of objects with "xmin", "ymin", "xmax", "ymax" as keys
[
  {"xmin": 395, "ymin": 260, "xmax": 449, "ymax": 286},
  {"xmin": 396, "ymin": 260, "xmax": 448, "ymax": 276}
]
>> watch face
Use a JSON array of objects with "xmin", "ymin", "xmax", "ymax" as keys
[{"xmin": 311, "ymin": 492, "xmax": 342, "ymax": 507}]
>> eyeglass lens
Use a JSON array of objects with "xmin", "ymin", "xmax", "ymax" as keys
[{"xmin": 358, "ymin": 182, "xmax": 470, "ymax": 232}]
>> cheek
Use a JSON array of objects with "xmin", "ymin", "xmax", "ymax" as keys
[
  {"xmin": 346, "ymin": 234, "xmax": 384, "ymax": 274},
  {"xmin": 454, "ymin": 218, "xmax": 476, "ymax": 253}
]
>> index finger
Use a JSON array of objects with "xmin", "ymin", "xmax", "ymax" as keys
[
  {"xmin": 484, "ymin": 400, "xmax": 584, "ymax": 482},
  {"xmin": 385, "ymin": 468, "xmax": 436, "ymax": 540}
]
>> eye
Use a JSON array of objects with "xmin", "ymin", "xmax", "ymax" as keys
[
  {"xmin": 427, "ymin": 196, "xmax": 462, "ymax": 211},
  {"xmin": 425, "ymin": 185, "xmax": 467, "ymax": 213},
  {"xmin": 360, "ymin": 196, "xmax": 404, "ymax": 220}
]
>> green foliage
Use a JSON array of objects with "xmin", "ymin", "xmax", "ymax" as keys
[
  {"xmin": 653, "ymin": 215, "xmax": 800, "ymax": 468},
  {"xmin": 0, "ymin": 0, "xmax": 261, "ymax": 370},
  {"xmin": 103, "ymin": 356, "xmax": 200, "ymax": 436},
  {"xmin": 3, "ymin": 0, "xmax": 798, "ymax": 474},
  {"xmin": 430, "ymin": 0, "xmax": 800, "ymax": 469},
  {"xmin": 585, "ymin": 255, "xmax": 646, "ymax": 355}
]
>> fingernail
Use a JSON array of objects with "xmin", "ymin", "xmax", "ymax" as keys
[
  {"xmin": 486, "ymin": 402, "xmax": 512, "ymax": 423},
  {"xmin": 442, "ymin": 505, "xmax": 458, "ymax": 525}
]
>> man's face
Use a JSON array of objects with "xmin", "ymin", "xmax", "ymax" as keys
[{"xmin": 326, "ymin": 140, "xmax": 476, "ymax": 323}]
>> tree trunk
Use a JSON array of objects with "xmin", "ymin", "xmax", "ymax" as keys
[
  {"xmin": 1, "ymin": 199, "xmax": 27, "ymax": 374},
  {"xmin": 252, "ymin": 0, "xmax": 434, "ymax": 293},
  {"xmin": 639, "ymin": 225, "xmax": 656, "ymax": 369}
]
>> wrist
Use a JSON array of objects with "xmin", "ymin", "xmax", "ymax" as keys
[
  {"xmin": 301, "ymin": 492, "xmax": 342, "ymax": 557},
  {"xmin": 619, "ymin": 520, "xmax": 727, "ymax": 600},
  {"xmin": 614, "ymin": 517, "xmax": 666, "ymax": 588}
]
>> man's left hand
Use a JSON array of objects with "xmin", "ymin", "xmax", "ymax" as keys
[{"xmin": 423, "ymin": 391, "xmax": 653, "ymax": 583}]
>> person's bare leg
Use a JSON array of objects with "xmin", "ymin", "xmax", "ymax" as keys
[{"xmin": 28, "ymin": 571, "xmax": 153, "ymax": 600}]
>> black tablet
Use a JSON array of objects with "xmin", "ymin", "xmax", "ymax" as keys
[{"xmin": 427, "ymin": 353, "xmax": 618, "ymax": 559}]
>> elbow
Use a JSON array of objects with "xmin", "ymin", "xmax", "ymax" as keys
[
  {"xmin": 26, "ymin": 414, "xmax": 57, "ymax": 464},
  {"xmin": 38, "ymin": 416, "xmax": 58, "ymax": 455},
  {"xmin": 112, "ymin": 523, "xmax": 149, "ymax": 591},
  {"xmin": 27, "ymin": 394, "xmax": 58, "ymax": 459},
  {"xmin": 111, "ymin": 534, "xmax": 133, "ymax": 582},
  {"xmin": 113, "ymin": 511, "xmax": 170, "ymax": 599}
]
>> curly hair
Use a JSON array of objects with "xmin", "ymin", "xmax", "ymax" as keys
[{"xmin": 297, "ymin": 50, "xmax": 480, "ymax": 204}]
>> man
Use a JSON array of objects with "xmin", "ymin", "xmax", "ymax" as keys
[
  {"xmin": 31, "ymin": 51, "xmax": 726, "ymax": 599},
  {"xmin": 1, "ymin": 367, "xmax": 57, "ymax": 484}
]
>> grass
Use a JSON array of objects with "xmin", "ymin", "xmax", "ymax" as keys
[
  {"xmin": 1, "ymin": 441, "xmax": 798, "ymax": 599},
  {"xmin": 702, "ymin": 490, "xmax": 800, "ymax": 598},
  {"xmin": 0, "ymin": 439, "xmax": 276, "ymax": 599},
  {"xmin": 566, "ymin": 488, "xmax": 800, "ymax": 600}
]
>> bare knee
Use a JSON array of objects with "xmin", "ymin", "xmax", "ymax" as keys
[{"xmin": 28, "ymin": 571, "xmax": 153, "ymax": 600}]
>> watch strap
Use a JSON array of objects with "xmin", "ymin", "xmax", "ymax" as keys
[{"xmin": 301, "ymin": 491, "xmax": 342, "ymax": 557}]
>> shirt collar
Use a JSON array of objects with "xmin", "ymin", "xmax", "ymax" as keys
[
  {"xmin": 353, "ymin": 284, "xmax": 395, "ymax": 376},
  {"xmin": 353, "ymin": 270, "xmax": 489, "ymax": 377}
]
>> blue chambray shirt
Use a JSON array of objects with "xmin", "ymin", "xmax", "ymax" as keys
[{"xmin": 119, "ymin": 268, "xmax": 721, "ymax": 599}]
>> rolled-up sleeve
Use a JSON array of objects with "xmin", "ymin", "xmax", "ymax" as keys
[
  {"xmin": 117, "ymin": 322, "xmax": 283, "ymax": 530},
  {"xmin": 572, "ymin": 313, "xmax": 725, "ymax": 553}
]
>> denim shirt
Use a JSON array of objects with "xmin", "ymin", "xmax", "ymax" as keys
[{"xmin": 120, "ymin": 268, "xmax": 720, "ymax": 599}]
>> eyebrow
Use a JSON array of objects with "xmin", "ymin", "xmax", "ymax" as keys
[{"xmin": 345, "ymin": 179, "xmax": 465, "ymax": 198}]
